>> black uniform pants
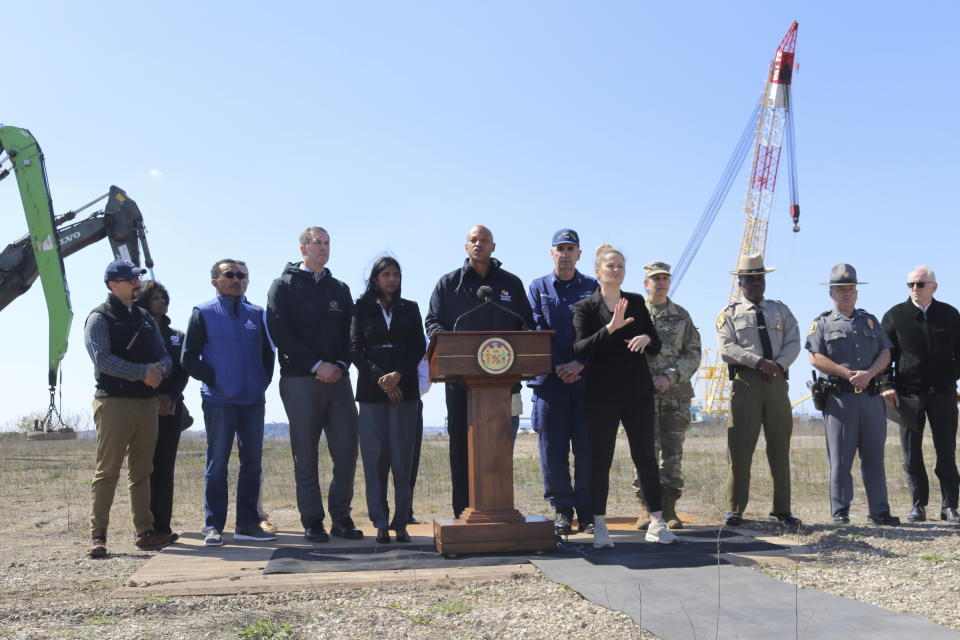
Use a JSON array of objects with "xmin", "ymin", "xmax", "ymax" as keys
[
  {"xmin": 899, "ymin": 392, "xmax": 960, "ymax": 509},
  {"xmin": 586, "ymin": 394, "xmax": 662, "ymax": 515},
  {"xmin": 445, "ymin": 383, "xmax": 470, "ymax": 517}
]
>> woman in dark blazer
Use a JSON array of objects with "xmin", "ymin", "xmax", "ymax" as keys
[
  {"xmin": 350, "ymin": 256, "xmax": 426, "ymax": 544},
  {"xmin": 136, "ymin": 280, "xmax": 191, "ymax": 540},
  {"xmin": 573, "ymin": 244, "xmax": 677, "ymax": 547}
]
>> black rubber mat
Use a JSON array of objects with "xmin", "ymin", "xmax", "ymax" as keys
[{"xmin": 263, "ymin": 529, "xmax": 784, "ymax": 574}]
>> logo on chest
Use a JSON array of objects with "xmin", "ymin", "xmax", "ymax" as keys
[
  {"xmin": 244, "ymin": 319, "xmax": 257, "ymax": 330},
  {"xmin": 499, "ymin": 290, "xmax": 512, "ymax": 302},
  {"xmin": 329, "ymin": 300, "xmax": 341, "ymax": 312}
]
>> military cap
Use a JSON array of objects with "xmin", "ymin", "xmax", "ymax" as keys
[
  {"xmin": 644, "ymin": 261, "xmax": 672, "ymax": 277},
  {"xmin": 551, "ymin": 228, "xmax": 580, "ymax": 246}
]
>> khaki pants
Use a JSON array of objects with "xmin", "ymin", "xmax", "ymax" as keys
[
  {"xmin": 90, "ymin": 396, "xmax": 159, "ymax": 538},
  {"xmin": 727, "ymin": 368, "xmax": 793, "ymax": 515}
]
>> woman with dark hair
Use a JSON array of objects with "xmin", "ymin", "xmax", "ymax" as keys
[
  {"xmin": 350, "ymin": 256, "xmax": 426, "ymax": 544},
  {"xmin": 573, "ymin": 244, "xmax": 677, "ymax": 548},
  {"xmin": 136, "ymin": 280, "xmax": 191, "ymax": 540}
]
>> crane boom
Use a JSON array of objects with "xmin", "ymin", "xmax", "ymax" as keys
[{"xmin": 700, "ymin": 22, "xmax": 800, "ymax": 416}]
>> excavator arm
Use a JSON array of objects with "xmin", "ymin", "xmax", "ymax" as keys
[{"xmin": 0, "ymin": 125, "xmax": 72, "ymax": 387}]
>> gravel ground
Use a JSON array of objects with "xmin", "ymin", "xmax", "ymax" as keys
[
  {"xmin": 741, "ymin": 518, "xmax": 960, "ymax": 632},
  {"xmin": 0, "ymin": 534, "xmax": 655, "ymax": 639}
]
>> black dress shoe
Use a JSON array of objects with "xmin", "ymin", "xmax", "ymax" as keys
[
  {"xmin": 868, "ymin": 512, "xmax": 901, "ymax": 526},
  {"xmin": 907, "ymin": 506, "xmax": 926, "ymax": 522},
  {"xmin": 554, "ymin": 508, "xmax": 574, "ymax": 535},
  {"xmin": 832, "ymin": 510, "xmax": 850, "ymax": 524},
  {"xmin": 395, "ymin": 527, "xmax": 411, "ymax": 543},
  {"xmin": 407, "ymin": 516, "xmax": 422, "ymax": 525},
  {"xmin": 375, "ymin": 528, "xmax": 391, "ymax": 544},
  {"xmin": 305, "ymin": 524, "xmax": 329, "ymax": 543},
  {"xmin": 769, "ymin": 512, "xmax": 802, "ymax": 529},
  {"xmin": 724, "ymin": 513, "xmax": 743, "ymax": 527},
  {"xmin": 941, "ymin": 507, "xmax": 960, "ymax": 523},
  {"xmin": 331, "ymin": 518, "xmax": 364, "ymax": 539}
]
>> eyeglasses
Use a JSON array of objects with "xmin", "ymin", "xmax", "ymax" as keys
[
  {"xmin": 906, "ymin": 282, "xmax": 929, "ymax": 289},
  {"xmin": 220, "ymin": 271, "xmax": 248, "ymax": 280},
  {"xmin": 111, "ymin": 276, "xmax": 141, "ymax": 284}
]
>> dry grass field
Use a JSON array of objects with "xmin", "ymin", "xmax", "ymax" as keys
[{"xmin": 0, "ymin": 419, "xmax": 957, "ymax": 638}]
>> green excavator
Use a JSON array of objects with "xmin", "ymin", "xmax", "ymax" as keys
[{"xmin": 0, "ymin": 125, "xmax": 154, "ymax": 433}]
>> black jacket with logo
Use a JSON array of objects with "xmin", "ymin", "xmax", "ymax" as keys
[
  {"xmin": 266, "ymin": 262, "xmax": 354, "ymax": 377},
  {"xmin": 424, "ymin": 258, "xmax": 533, "ymax": 336},
  {"xmin": 881, "ymin": 298, "xmax": 960, "ymax": 394}
]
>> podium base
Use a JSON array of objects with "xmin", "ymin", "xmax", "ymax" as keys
[{"xmin": 433, "ymin": 515, "xmax": 555, "ymax": 555}]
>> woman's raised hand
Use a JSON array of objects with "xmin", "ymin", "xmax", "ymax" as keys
[{"xmin": 606, "ymin": 298, "xmax": 635, "ymax": 334}]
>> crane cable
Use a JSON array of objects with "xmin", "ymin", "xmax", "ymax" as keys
[{"xmin": 671, "ymin": 102, "xmax": 761, "ymax": 294}]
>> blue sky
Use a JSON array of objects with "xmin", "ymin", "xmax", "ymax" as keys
[{"xmin": 1, "ymin": 2, "xmax": 957, "ymax": 429}]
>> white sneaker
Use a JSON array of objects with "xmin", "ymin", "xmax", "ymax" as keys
[
  {"xmin": 645, "ymin": 519, "xmax": 678, "ymax": 544},
  {"xmin": 593, "ymin": 520, "xmax": 614, "ymax": 549},
  {"xmin": 204, "ymin": 528, "xmax": 224, "ymax": 547}
]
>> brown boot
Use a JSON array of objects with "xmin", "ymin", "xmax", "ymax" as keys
[
  {"xmin": 663, "ymin": 488, "xmax": 684, "ymax": 530},
  {"xmin": 634, "ymin": 494, "xmax": 651, "ymax": 530}
]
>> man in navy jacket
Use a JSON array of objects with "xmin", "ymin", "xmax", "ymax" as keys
[
  {"xmin": 527, "ymin": 229, "xmax": 598, "ymax": 535},
  {"xmin": 182, "ymin": 259, "xmax": 275, "ymax": 546},
  {"xmin": 425, "ymin": 225, "xmax": 533, "ymax": 518}
]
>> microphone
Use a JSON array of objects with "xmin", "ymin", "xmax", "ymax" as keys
[{"xmin": 452, "ymin": 286, "xmax": 529, "ymax": 331}]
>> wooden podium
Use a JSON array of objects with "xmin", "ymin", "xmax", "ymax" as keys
[{"xmin": 428, "ymin": 330, "xmax": 556, "ymax": 554}]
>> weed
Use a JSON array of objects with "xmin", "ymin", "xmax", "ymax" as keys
[
  {"xmin": 237, "ymin": 619, "xmax": 294, "ymax": 640},
  {"xmin": 86, "ymin": 613, "xmax": 117, "ymax": 625},
  {"xmin": 433, "ymin": 600, "xmax": 473, "ymax": 614},
  {"xmin": 409, "ymin": 615, "xmax": 432, "ymax": 625},
  {"xmin": 921, "ymin": 553, "xmax": 947, "ymax": 563}
]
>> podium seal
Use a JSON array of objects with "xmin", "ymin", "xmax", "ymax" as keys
[{"xmin": 476, "ymin": 338, "xmax": 514, "ymax": 375}]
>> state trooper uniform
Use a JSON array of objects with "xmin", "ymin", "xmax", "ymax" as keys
[
  {"xmin": 717, "ymin": 254, "xmax": 800, "ymax": 524},
  {"xmin": 805, "ymin": 264, "xmax": 898, "ymax": 524}
]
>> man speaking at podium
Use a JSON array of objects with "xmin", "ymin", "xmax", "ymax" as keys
[{"xmin": 425, "ymin": 225, "xmax": 533, "ymax": 518}]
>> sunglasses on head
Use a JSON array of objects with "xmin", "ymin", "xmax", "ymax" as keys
[
  {"xmin": 907, "ymin": 281, "xmax": 929, "ymax": 289},
  {"xmin": 220, "ymin": 271, "xmax": 248, "ymax": 280}
]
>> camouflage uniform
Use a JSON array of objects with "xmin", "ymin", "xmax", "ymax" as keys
[{"xmin": 640, "ymin": 298, "xmax": 701, "ymax": 491}]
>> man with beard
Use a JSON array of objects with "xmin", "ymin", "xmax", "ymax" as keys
[{"xmin": 84, "ymin": 259, "xmax": 173, "ymax": 558}]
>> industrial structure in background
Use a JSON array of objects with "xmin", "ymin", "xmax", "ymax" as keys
[
  {"xmin": 0, "ymin": 125, "xmax": 154, "ymax": 433},
  {"xmin": 670, "ymin": 22, "xmax": 800, "ymax": 418}
]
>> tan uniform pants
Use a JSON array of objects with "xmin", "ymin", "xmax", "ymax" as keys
[
  {"xmin": 727, "ymin": 368, "xmax": 793, "ymax": 515},
  {"xmin": 90, "ymin": 396, "xmax": 159, "ymax": 538}
]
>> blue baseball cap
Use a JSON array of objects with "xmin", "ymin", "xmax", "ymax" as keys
[
  {"xmin": 104, "ymin": 259, "xmax": 146, "ymax": 283},
  {"xmin": 551, "ymin": 228, "xmax": 580, "ymax": 246}
]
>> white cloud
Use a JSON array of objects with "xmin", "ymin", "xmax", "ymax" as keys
[{"xmin": 148, "ymin": 169, "xmax": 163, "ymax": 179}]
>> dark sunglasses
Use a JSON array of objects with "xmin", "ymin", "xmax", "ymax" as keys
[
  {"xmin": 906, "ymin": 281, "xmax": 929, "ymax": 289},
  {"xmin": 220, "ymin": 271, "xmax": 248, "ymax": 280}
]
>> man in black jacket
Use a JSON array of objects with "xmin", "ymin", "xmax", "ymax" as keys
[
  {"xmin": 882, "ymin": 266, "xmax": 960, "ymax": 523},
  {"xmin": 425, "ymin": 225, "xmax": 533, "ymax": 518},
  {"xmin": 266, "ymin": 227, "xmax": 363, "ymax": 541}
]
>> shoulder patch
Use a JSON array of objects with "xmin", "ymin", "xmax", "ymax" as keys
[
  {"xmin": 716, "ymin": 313, "xmax": 726, "ymax": 329},
  {"xmin": 867, "ymin": 317, "xmax": 875, "ymax": 330},
  {"xmin": 807, "ymin": 321, "xmax": 818, "ymax": 336}
]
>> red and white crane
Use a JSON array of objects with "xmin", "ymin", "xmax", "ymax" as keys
[{"xmin": 671, "ymin": 22, "xmax": 800, "ymax": 416}]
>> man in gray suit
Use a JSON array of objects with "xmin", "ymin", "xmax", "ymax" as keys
[{"xmin": 806, "ymin": 264, "xmax": 899, "ymax": 526}]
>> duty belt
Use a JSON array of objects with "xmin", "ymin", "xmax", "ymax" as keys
[
  {"xmin": 728, "ymin": 364, "xmax": 789, "ymax": 381},
  {"xmin": 830, "ymin": 377, "xmax": 881, "ymax": 396}
]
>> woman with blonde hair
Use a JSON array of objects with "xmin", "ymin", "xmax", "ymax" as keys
[{"xmin": 573, "ymin": 244, "xmax": 677, "ymax": 547}]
